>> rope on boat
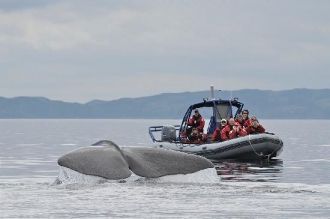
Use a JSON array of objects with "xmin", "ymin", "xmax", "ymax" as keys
[
  {"xmin": 248, "ymin": 134, "xmax": 272, "ymax": 160},
  {"xmin": 247, "ymin": 134, "xmax": 279, "ymax": 161},
  {"xmin": 247, "ymin": 134, "xmax": 265, "ymax": 158}
]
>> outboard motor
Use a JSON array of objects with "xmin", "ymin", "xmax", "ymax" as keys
[{"xmin": 161, "ymin": 125, "xmax": 177, "ymax": 142}]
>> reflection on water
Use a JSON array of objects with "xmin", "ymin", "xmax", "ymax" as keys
[{"xmin": 214, "ymin": 159, "xmax": 283, "ymax": 182}]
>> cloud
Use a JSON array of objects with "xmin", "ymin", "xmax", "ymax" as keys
[
  {"xmin": 0, "ymin": 0, "xmax": 329, "ymax": 101},
  {"xmin": 0, "ymin": 0, "xmax": 56, "ymax": 11},
  {"xmin": 0, "ymin": 2, "xmax": 93, "ymax": 50}
]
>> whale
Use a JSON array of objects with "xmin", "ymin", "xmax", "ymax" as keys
[{"xmin": 58, "ymin": 140, "xmax": 214, "ymax": 180}]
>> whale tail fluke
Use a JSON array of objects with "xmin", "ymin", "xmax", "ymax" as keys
[{"xmin": 57, "ymin": 140, "xmax": 215, "ymax": 181}]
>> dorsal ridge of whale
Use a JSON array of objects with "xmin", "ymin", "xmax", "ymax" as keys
[
  {"xmin": 92, "ymin": 140, "xmax": 121, "ymax": 149},
  {"xmin": 91, "ymin": 140, "xmax": 127, "ymax": 159}
]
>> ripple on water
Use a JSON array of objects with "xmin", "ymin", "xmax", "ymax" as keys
[
  {"xmin": 59, "ymin": 143, "xmax": 77, "ymax": 146},
  {"xmin": 317, "ymin": 144, "xmax": 330, "ymax": 147},
  {"xmin": 1, "ymin": 177, "xmax": 330, "ymax": 218}
]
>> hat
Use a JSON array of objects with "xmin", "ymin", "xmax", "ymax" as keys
[
  {"xmin": 194, "ymin": 109, "xmax": 199, "ymax": 113},
  {"xmin": 220, "ymin": 119, "xmax": 227, "ymax": 123}
]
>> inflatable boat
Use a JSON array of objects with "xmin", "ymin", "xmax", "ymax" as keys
[
  {"xmin": 148, "ymin": 86, "xmax": 284, "ymax": 161},
  {"xmin": 150, "ymin": 132, "xmax": 283, "ymax": 160}
]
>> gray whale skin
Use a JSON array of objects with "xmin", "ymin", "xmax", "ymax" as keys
[{"xmin": 58, "ymin": 140, "xmax": 214, "ymax": 180}]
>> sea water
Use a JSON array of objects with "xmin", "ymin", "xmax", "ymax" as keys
[{"xmin": 1, "ymin": 119, "xmax": 330, "ymax": 218}]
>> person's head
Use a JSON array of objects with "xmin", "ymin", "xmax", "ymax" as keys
[
  {"xmin": 242, "ymin": 109, "xmax": 249, "ymax": 119},
  {"xmin": 192, "ymin": 127, "xmax": 198, "ymax": 134},
  {"xmin": 236, "ymin": 114, "xmax": 243, "ymax": 122},
  {"xmin": 220, "ymin": 119, "xmax": 227, "ymax": 127},
  {"xmin": 228, "ymin": 118, "xmax": 235, "ymax": 126},
  {"xmin": 251, "ymin": 116, "xmax": 259, "ymax": 127},
  {"xmin": 194, "ymin": 109, "xmax": 200, "ymax": 117}
]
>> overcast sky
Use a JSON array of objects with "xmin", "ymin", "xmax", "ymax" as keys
[{"xmin": 0, "ymin": 0, "xmax": 329, "ymax": 102}]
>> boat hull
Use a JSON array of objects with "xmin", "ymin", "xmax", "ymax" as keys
[{"xmin": 153, "ymin": 133, "xmax": 283, "ymax": 161}]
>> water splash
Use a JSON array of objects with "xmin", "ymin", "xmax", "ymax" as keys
[
  {"xmin": 155, "ymin": 168, "xmax": 219, "ymax": 184},
  {"xmin": 55, "ymin": 167, "xmax": 109, "ymax": 185},
  {"xmin": 54, "ymin": 167, "xmax": 219, "ymax": 186}
]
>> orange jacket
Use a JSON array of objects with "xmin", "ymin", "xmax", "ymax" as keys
[
  {"xmin": 188, "ymin": 115, "xmax": 205, "ymax": 132},
  {"xmin": 235, "ymin": 119, "xmax": 245, "ymax": 127},
  {"xmin": 211, "ymin": 127, "xmax": 222, "ymax": 142},
  {"xmin": 243, "ymin": 119, "xmax": 252, "ymax": 128},
  {"xmin": 246, "ymin": 124, "xmax": 265, "ymax": 134},
  {"xmin": 221, "ymin": 124, "xmax": 247, "ymax": 141}
]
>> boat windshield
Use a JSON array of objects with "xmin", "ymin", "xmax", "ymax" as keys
[
  {"xmin": 213, "ymin": 102, "xmax": 233, "ymax": 121},
  {"xmin": 180, "ymin": 100, "xmax": 243, "ymax": 137}
]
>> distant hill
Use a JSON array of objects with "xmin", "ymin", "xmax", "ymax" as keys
[{"xmin": 1, "ymin": 89, "xmax": 330, "ymax": 119}]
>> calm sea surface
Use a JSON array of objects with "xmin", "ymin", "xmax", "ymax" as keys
[{"xmin": 1, "ymin": 119, "xmax": 330, "ymax": 218}]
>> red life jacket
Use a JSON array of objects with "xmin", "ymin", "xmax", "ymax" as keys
[
  {"xmin": 221, "ymin": 124, "xmax": 247, "ymax": 141},
  {"xmin": 243, "ymin": 118, "xmax": 252, "ymax": 128},
  {"xmin": 221, "ymin": 125, "xmax": 236, "ymax": 141},
  {"xmin": 246, "ymin": 124, "xmax": 265, "ymax": 134},
  {"xmin": 188, "ymin": 115, "xmax": 205, "ymax": 132},
  {"xmin": 235, "ymin": 119, "xmax": 245, "ymax": 127},
  {"xmin": 212, "ymin": 127, "xmax": 222, "ymax": 142}
]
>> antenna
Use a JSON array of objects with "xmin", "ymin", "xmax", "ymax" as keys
[{"xmin": 210, "ymin": 85, "xmax": 215, "ymax": 100}]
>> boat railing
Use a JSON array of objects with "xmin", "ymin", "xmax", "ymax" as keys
[{"xmin": 148, "ymin": 125, "xmax": 181, "ymax": 142}]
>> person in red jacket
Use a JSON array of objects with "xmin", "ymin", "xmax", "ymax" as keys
[
  {"xmin": 212, "ymin": 118, "xmax": 227, "ymax": 142},
  {"xmin": 188, "ymin": 128, "xmax": 207, "ymax": 144},
  {"xmin": 221, "ymin": 118, "xmax": 247, "ymax": 141},
  {"xmin": 245, "ymin": 116, "xmax": 266, "ymax": 134},
  {"xmin": 242, "ymin": 109, "xmax": 251, "ymax": 128},
  {"xmin": 187, "ymin": 109, "xmax": 205, "ymax": 133},
  {"xmin": 235, "ymin": 114, "xmax": 245, "ymax": 127}
]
